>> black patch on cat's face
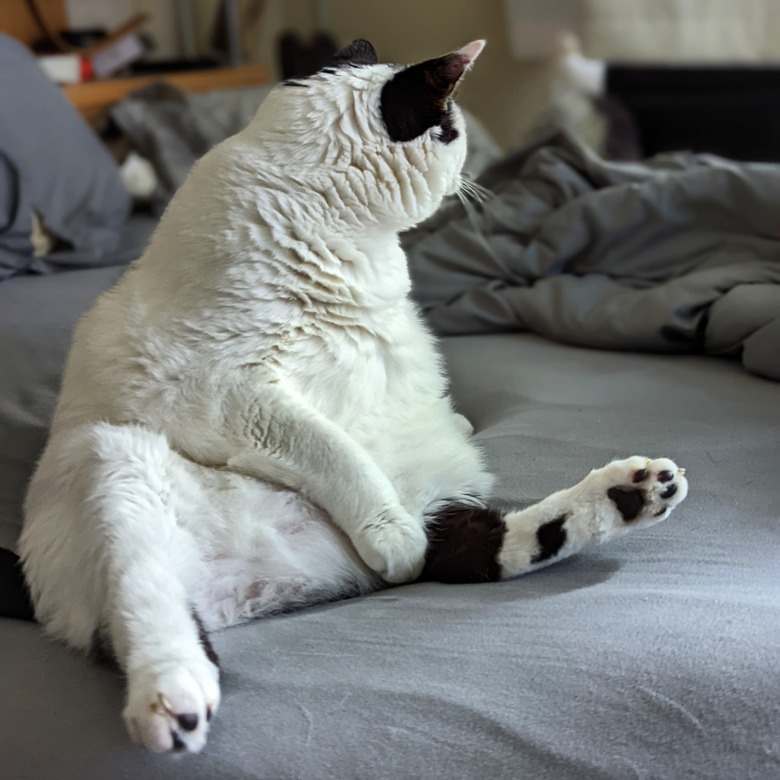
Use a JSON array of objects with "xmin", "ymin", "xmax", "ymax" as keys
[
  {"xmin": 333, "ymin": 39, "xmax": 378, "ymax": 66},
  {"xmin": 419, "ymin": 504, "xmax": 506, "ymax": 583},
  {"xmin": 381, "ymin": 54, "xmax": 467, "ymax": 143},
  {"xmin": 437, "ymin": 106, "xmax": 459, "ymax": 144},
  {"xmin": 531, "ymin": 515, "xmax": 568, "ymax": 564}
]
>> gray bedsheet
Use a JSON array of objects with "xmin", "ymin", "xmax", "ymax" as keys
[
  {"xmin": 1, "ymin": 263, "xmax": 778, "ymax": 778},
  {"xmin": 0, "ymin": 214, "xmax": 155, "ymax": 552},
  {"xmin": 405, "ymin": 132, "xmax": 780, "ymax": 381}
]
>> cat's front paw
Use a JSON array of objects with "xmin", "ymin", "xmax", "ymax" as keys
[
  {"xmin": 354, "ymin": 506, "xmax": 427, "ymax": 584},
  {"xmin": 123, "ymin": 659, "xmax": 220, "ymax": 754}
]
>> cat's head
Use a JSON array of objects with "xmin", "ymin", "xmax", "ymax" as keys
[{"xmin": 247, "ymin": 39, "xmax": 485, "ymax": 230}]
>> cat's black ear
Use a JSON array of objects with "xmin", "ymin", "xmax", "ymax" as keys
[
  {"xmin": 381, "ymin": 40, "xmax": 485, "ymax": 143},
  {"xmin": 333, "ymin": 39, "xmax": 378, "ymax": 66}
]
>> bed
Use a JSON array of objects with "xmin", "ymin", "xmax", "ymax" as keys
[{"xmin": 1, "ymin": 33, "xmax": 778, "ymax": 780}]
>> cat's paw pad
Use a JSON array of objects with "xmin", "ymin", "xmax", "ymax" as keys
[
  {"xmin": 124, "ymin": 660, "xmax": 220, "ymax": 754},
  {"xmin": 354, "ymin": 507, "xmax": 427, "ymax": 584},
  {"xmin": 600, "ymin": 456, "xmax": 688, "ymax": 526}
]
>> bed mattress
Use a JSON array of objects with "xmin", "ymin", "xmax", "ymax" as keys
[{"xmin": 1, "ymin": 264, "xmax": 777, "ymax": 778}]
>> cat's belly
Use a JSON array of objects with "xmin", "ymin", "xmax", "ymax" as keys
[
  {"xmin": 176, "ymin": 462, "xmax": 379, "ymax": 629},
  {"xmin": 184, "ymin": 408, "xmax": 490, "ymax": 629}
]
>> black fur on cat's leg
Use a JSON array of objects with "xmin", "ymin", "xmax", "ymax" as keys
[
  {"xmin": 530, "ymin": 515, "xmax": 568, "ymax": 564},
  {"xmin": 192, "ymin": 610, "xmax": 220, "ymax": 668},
  {"xmin": 0, "ymin": 547, "xmax": 35, "ymax": 621},
  {"xmin": 89, "ymin": 628, "xmax": 122, "ymax": 671},
  {"xmin": 419, "ymin": 504, "xmax": 506, "ymax": 584}
]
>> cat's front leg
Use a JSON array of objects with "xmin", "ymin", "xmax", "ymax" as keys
[{"xmin": 202, "ymin": 374, "xmax": 427, "ymax": 583}]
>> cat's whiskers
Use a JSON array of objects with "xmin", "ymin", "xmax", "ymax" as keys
[
  {"xmin": 454, "ymin": 175, "xmax": 501, "ymax": 262},
  {"xmin": 457, "ymin": 175, "xmax": 494, "ymax": 206}
]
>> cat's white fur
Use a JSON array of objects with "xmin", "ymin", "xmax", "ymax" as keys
[{"xmin": 20, "ymin": 40, "xmax": 688, "ymax": 754}]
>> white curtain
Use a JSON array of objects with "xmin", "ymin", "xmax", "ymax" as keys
[{"xmin": 505, "ymin": 0, "xmax": 780, "ymax": 62}]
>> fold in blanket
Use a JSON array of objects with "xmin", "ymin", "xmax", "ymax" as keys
[{"xmin": 404, "ymin": 132, "xmax": 780, "ymax": 381}]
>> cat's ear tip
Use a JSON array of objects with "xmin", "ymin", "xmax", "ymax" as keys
[{"xmin": 457, "ymin": 40, "xmax": 486, "ymax": 64}]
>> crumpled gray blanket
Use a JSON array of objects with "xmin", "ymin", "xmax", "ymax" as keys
[
  {"xmin": 110, "ymin": 83, "xmax": 276, "ymax": 211},
  {"xmin": 405, "ymin": 132, "xmax": 780, "ymax": 381}
]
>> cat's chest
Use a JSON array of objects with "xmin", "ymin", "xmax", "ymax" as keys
[{"xmin": 281, "ymin": 306, "xmax": 441, "ymax": 428}]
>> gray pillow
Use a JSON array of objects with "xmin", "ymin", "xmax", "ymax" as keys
[{"xmin": 0, "ymin": 34, "xmax": 130, "ymax": 280}]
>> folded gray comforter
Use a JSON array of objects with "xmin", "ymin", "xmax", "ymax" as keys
[{"xmin": 405, "ymin": 132, "xmax": 780, "ymax": 381}]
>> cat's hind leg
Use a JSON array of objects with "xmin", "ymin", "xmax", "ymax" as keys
[
  {"xmin": 421, "ymin": 456, "xmax": 688, "ymax": 583},
  {"xmin": 88, "ymin": 423, "xmax": 220, "ymax": 753},
  {"xmin": 24, "ymin": 423, "xmax": 220, "ymax": 753}
]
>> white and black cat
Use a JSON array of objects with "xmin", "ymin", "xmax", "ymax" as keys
[{"xmin": 18, "ymin": 39, "xmax": 688, "ymax": 754}]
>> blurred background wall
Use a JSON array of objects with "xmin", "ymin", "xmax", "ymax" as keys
[
  {"xmin": 61, "ymin": 0, "xmax": 780, "ymax": 157},
  {"xmin": 273, "ymin": 0, "xmax": 551, "ymax": 149},
  {"xmin": 63, "ymin": 0, "xmax": 558, "ymax": 148}
]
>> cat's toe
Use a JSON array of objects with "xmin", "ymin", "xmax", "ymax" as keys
[{"xmin": 124, "ymin": 660, "xmax": 220, "ymax": 754}]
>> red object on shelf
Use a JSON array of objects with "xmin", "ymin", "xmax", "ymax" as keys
[{"xmin": 80, "ymin": 54, "xmax": 93, "ymax": 81}]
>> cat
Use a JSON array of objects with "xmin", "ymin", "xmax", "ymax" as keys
[{"xmin": 19, "ymin": 38, "xmax": 688, "ymax": 754}]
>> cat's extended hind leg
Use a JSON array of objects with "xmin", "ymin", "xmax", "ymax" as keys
[
  {"xmin": 86, "ymin": 424, "xmax": 221, "ymax": 753},
  {"xmin": 25, "ymin": 423, "xmax": 221, "ymax": 753},
  {"xmin": 421, "ymin": 457, "xmax": 688, "ymax": 583}
]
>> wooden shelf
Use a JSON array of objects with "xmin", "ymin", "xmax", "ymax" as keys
[{"xmin": 63, "ymin": 64, "xmax": 271, "ymax": 122}]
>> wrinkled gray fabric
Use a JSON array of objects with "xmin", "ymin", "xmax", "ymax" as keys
[
  {"xmin": 0, "ymin": 218, "xmax": 154, "ymax": 550},
  {"xmin": 1, "ymin": 124, "xmax": 777, "ymax": 777},
  {"xmin": 0, "ymin": 35, "xmax": 131, "ymax": 280},
  {"xmin": 109, "ymin": 84, "xmax": 275, "ymax": 211},
  {"xmin": 405, "ymin": 132, "xmax": 780, "ymax": 381},
  {"xmin": 1, "ymin": 314, "xmax": 779, "ymax": 778}
]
